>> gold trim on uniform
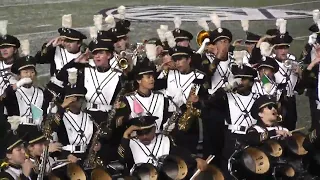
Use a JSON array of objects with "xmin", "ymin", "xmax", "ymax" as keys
[
  {"xmin": 171, "ymin": 52, "xmax": 189, "ymax": 57},
  {"xmin": 259, "ymin": 102, "xmax": 276, "ymax": 110},
  {"xmin": 7, "ymin": 139, "xmax": 23, "ymax": 151},
  {"xmin": 92, "ymin": 48, "xmax": 110, "ymax": 53},
  {"xmin": 309, "ymin": 129, "xmax": 317, "ymax": 143},
  {"xmin": 118, "ymin": 145, "xmax": 125, "ymax": 158},
  {"xmin": 0, "ymin": 43, "xmax": 17, "ymax": 47},
  {"xmin": 18, "ymin": 65, "xmax": 35, "ymax": 71}
]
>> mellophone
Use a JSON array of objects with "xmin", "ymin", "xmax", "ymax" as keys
[{"xmin": 228, "ymin": 130, "xmax": 310, "ymax": 180}]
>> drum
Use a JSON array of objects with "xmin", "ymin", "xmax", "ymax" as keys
[
  {"xmin": 130, "ymin": 163, "xmax": 158, "ymax": 180},
  {"xmin": 67, "ymin": 163, "xmax": 87, "ymax": 180},
  {"xmin": 286, "ymin": 132, "xmax": 308, "ymax": 156},
  {"xmin": 194, "ymin": 164, "xmax": 224, "ymax": 180},
  {"xmin": 157, "ymin": 155, "xmax": 188, "ymax": 180},
  {"xmin": 229, "ymin": 147, "xmax": 270, "ymax": 179},
  {"xmin": 261, "ymin": 140, "xmax": 283, "ymax": 158}
]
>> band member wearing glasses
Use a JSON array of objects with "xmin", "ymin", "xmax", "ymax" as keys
[{"xmin": 118, "ymin": 115, "xmax": 207, "ymax": 178}]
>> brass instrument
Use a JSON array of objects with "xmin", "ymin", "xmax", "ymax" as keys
[
  {"xmin": 177, "ymin": 85, "xmax": 201, "ymax": 131},
  {"xmin": 196, "ymin": 30, "xmax": 210, "ymax": 47},
  {"xmin": 162, "ymin": 96, "xmax": 182, "ymax": 135},
  {"xmin": 117, "ymin": 51, "xmax": 130, "ymax": 70}
]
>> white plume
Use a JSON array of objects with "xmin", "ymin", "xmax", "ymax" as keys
[
  {"xmin": 20, "ymin": 39, "xmax": 30, "ymax": 56},
  {"xmin": 260, "ymin": 42, "xmax": 273, "ymax": 57},
  {"xmin": 160, "ymin": 25, "xmax": 168, "ymax": 32},
  {"xmin": 173, "ymin": 16, "xmax": 181, "ymax": 29},
  {"xmin": 93, "ymin": 14, "xmax": 103, "ymax": 31},
  {"xmin": 145, "ymin": 44, "xmax": 157, "ymax": 61},
  {"xmin": 165, "ymin": 31, "xmax": 176, "ymax": 48},
  {"xmin": 117, "ymin": 5, "xmax": 126, "ymax": 20},
  {"xmin": 210, "ymin": 13, "xmax": 221, "ymax": 28},
  {"xmin": 7, "ymin": 116, "xmax": 21, "ymax": 132},
  {"xmin": 224, "ymin": 78, "xmax": 241, "ymax": 92},
  {"xmin": 197, "ymin": 18, "xmax": 209, "ymax": 31},
  {"xmin": 233, "ymin": 50, "xmax": 245, "ymax": 66},
  {"xmin": 279, "ymin": 19, "xmax": 287, "ymax": 34},
  {"xmin": 62, "ymin": 14, "xmax": 72, "ymax": 28},
  {"xmin": 0, "ymin": 20, "xmax": 8, "ymax": 36},
  {"xmin": 105, "ymin": 15, "xmax": 116, "ymax": 30},
  {"xmin": 89, "ymin": 26, "xmax": 97, "ymax": 39},
  {"xmin": 241, "ymin": 20, "xmax": 249, "ymax": 31},
  {"xmin": 276, "ymin": 18, "xmax": 284, "ymax": 29},
  {"xmin": 313, "ymin": 9, "xmax": 320, "ymax": 23},
  {"xmin": 157, "ymin": 29, "xmax": 166, "ymax": 42}
]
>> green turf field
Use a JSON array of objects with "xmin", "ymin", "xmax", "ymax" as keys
[{"xmin": 1, "ymin": 0, "xmax": 319, "ymax": 130}]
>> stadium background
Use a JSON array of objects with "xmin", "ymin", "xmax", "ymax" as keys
[{"xmin": 2, "ymin": 0, "xmax": 320, "ymax": 131}]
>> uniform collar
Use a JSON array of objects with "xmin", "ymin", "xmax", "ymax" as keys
[
  {"xmin": 137, "ymin": 90, "xmax": 152, "ymax": 97},
  {"xmin": 96, "ymin": 66, "xmax": 110, "ymax": 73}
]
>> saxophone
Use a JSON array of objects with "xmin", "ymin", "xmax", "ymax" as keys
[
  {"xmin": 162, "ymin": 97, "xmax": 182, "ymax": 135},
  {"xmin": 177, "ymin": 84, "xmax": 201, "ymax": 131},
  {"xmin": 83, "ymin": 84, "xmax": 127, "ymax": 170}
]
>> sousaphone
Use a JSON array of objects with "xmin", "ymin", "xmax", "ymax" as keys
[{"xmin": 157, "ymin": 155, "xmax": 188, "ymax": 180}]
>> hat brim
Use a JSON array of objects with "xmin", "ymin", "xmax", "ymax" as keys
[
  {"xmin": 60, "ymin": 36, "xmax": 81, "ymax": 41},
  {"xmin": 65, "ymin": 94, "xmax": 85, "ymax": 98},
  {"xmin": 0, "ymin": 43, "xmax": 18, "ymax": 47},
  {"xmin": 18, "ymin": 64, "xmax": 36, "ymax": 71},
  {"xmin": 211, "ymin": 36, "xmax": 231, "ymax": 44},
  {"xmin": 7, "ymin": 139, "xmax": 23, "ymax": 151},
  {"xmin": 138, "ymin": 70, "xmax": 154, "ymax": 75},
  {"xmin": 28, "ymin": 135, "xmax": 47, "ymax": 145},
  {"xmin": 92, "ymin": 48, "xmax": 111, "ymax": 53},
  {"xmin": 259, "ymin": 102, "xmax": 276, "ymax": 110}
]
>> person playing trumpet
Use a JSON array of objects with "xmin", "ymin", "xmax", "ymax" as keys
[
  {"xmin": 0, "ymin": 131, "xmax": 33, "ymax": 180},
  {"xmin": 118, "ymin": 115, "xmax": 208, "ymax": 179}
]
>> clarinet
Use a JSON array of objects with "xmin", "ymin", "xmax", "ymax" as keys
[{"xmin": 162, "ymin": 96, "xmax": 182, "ymax": 135}]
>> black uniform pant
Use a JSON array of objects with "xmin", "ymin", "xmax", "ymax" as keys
[
  {"xmin": 307, "ymin": 89, "xmax": 320, "ymax": 129},
  {"xmin": 220, "ymin": 130, "xmax": 245, "ymax": 180},
  {"xmin": 202, "ymin": 107, "xmax": 225, "ymax": 167},
  {"xmin": 280, "ymin": 96, "xmax": 298, "ymax": 131}
]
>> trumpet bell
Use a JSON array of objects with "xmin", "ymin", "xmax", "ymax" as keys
[
  {"xmin": 67, "ymin": 163, "xmax": 87, "ymax": 180},
  {"xmin": 194, "ymin": 164, "xmax": 224, "ymax": 180},
  {"xmin": 118, "ymin": 58, "xmax": 129, "ymax": 70},
  {"xmin": 91, "ymin": 168, "xmax": 112, "ymax": 180},
  {"xmin": 196, "ymin": 30, "xmax": 210, "ymax": 47}
]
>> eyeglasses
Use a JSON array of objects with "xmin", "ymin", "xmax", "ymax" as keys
[{"xmin": 266, "ymin": 104, "xmax": 277, "ymax": 110}]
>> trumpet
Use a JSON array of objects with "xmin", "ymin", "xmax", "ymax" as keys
[
  {"xmin": 196, "ymin": 30, "xmax": 210, "ymax": 47},
  {"xmin": 283, "ymin": 59, "xmax": 304, "ymax": 70},
  {"xmin": 117, "ymin": 51, "xmax": 130, "ymax": 70}
]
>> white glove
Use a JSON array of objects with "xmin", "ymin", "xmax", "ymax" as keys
[
  {"xmin": 196, "ymin": 38, "xmax": 210, "ymax": 54},
  {"xmin": 308, "ymin": 33, "xmax": 317, "ymax": 45},
  {"xmin": 163, "ymin": 121, "xmax": 176, "ymax": 132},
  {"xmin": 16, "ymin": 78, "xmax": 32, "ymax": 88},
  {"xmin": 7, "ymin": 116, "xmax": 22, "ymax": 131}
]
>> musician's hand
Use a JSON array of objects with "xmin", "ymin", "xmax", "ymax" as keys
[
  {"xmin": 74, "ymin": 48, "xmax": 90, "ymax": 64},
  {"xmin": 21, "ymin": 159, "xmax": 34, "ymax": 177},
  {"xmin": 195, "ymin": 158, "xmax": 208, "ymax": 171},
  {"xmin": 276, "ymin": 130, "xmax": 292, "ymax": 138},
  {"xmin": 61, "ymin": 96, "xmax": 77, "ymax": 108},
  {"xmin": 188, "ymin": 94, "xmax": 199, "ymax": 103},
  {"xmin": 123, "ymin": 125, "xmax": 141, "ymax": 139},
  {"xmin": 67, "ymin": 154, "xmax": 79, "ymax": 163},
  {"xmin": 48, "ymin": 142, "xmax": 62, "ymax": 153},
  {"xmin": 47, "ymin": 37, "xmax": 64, "ymax": 47},
  {"xmin": 93, "ymin": 142, "xmax": 101, "ymax": 152}
]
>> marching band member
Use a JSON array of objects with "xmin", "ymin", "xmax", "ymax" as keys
[
  {"xmin": 49, "ymin": 86, "xmax": 101, "ymax": 166},
  {"xmin": 246, "ymin": 95, "xmax": 291, "ymax": 146},
  {"xmin": 3, "ymin": 40, "xmax": 47, "ymax": 124},
  {"xmin": 158, "ymin": 46, "xmax": 208, "ymax": 154},
  {"xmin": 270, "ymin": 19, "xmax": 304, "ymax": 131},
  {"xmin": 252, "ymin": 56, "xmax": 283, "ymax": 100},
  {"xmin": 0, "ymin": 20, "xmax": 19, "ymax": 115},
  {"xmin": 206, "ymin": 65, "xmax": 258, "ymax": 179},
  {"xmin": 118, "ymin": 115, "xmax": 207, "ymax": 178},
  {"xmin": 0, "ymin": 131, "xmax": 33, "ymax": 180},
  {"xmin": 300, "ymin": 11, "xmax": 320, "ymax": 131},
  {"xmin": 35, "ymin": 14, "xmax": 87, "ymax": 77},
  {"xmin": 56, "ymin": 39, "xmax": 126, "ymax": 163},
  {"xmin": 116, "ymin": 63, "xmax": 171, "ymax": 133}
]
